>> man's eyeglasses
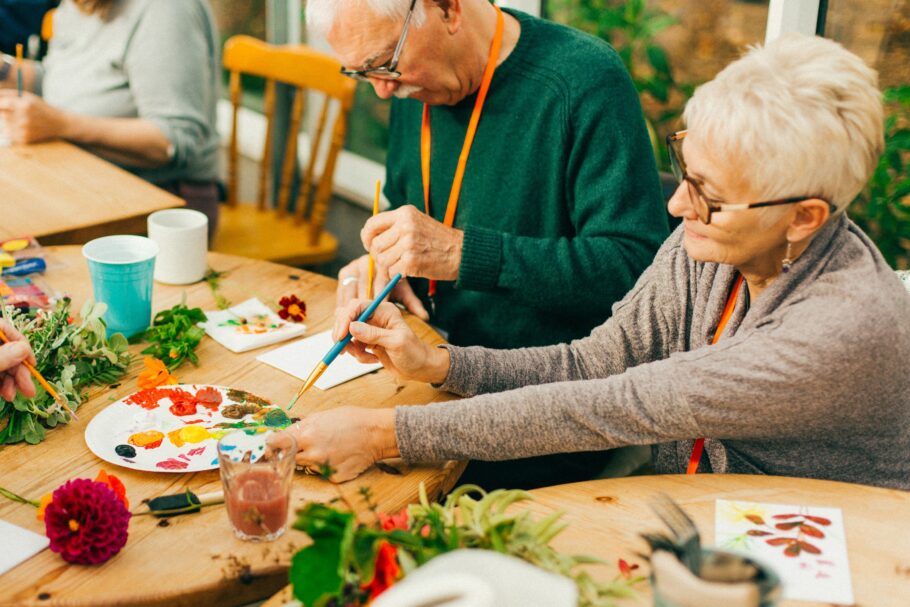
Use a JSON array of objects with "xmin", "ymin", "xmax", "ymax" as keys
[
  {"xmin": 666, "ymin": 130, "xmax": 829, "ymax": 225},
  {"xmin": 340, "ymin": 0, "xmax": 417, "ymax": 82}
]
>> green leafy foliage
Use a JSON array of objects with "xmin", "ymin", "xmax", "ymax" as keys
[
  {"xmin": 133, "ymin": 303, "xmax": 207, "ymax": 370},
  {"xmin": 0, "ymin": 299, "xmax": 131, "ymax": 444},
  {"xmin": 289, "ymin": 484, "xmax": 643, "ymax": 607},
  {"xmin": 849, "ymin": 86, "xmax": 910, "ymax": 269}
]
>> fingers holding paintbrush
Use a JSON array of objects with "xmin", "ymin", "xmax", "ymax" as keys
[{"xmin": 0, "ymin": 320, "xmax": 37, "ymax": 401}]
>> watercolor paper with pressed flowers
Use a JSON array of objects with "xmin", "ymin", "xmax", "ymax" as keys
[{"xmin": 198, "ymin": 298, "xmax": 306, "ymax": 353}]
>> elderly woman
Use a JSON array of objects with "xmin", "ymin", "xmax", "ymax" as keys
[
  {"xmin": 280, "ymin": 34, "xmax": 910, "ymax": 490},
  {"xmin": 0, "ymin": 0, "xmax": 221, "ymax": 234}
]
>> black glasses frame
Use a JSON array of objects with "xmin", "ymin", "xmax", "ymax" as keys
[
  {"xmin": 666, "ymin": 130, "xmax": 828, "ymax": 225},
  {"xmin": 340, "ymin": 0, "xmax": 418, "ymax": 82}
]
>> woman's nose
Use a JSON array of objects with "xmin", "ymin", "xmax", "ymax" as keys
[
  {"xmin": 370, "ymin": 78, "xmax": 399, "ymax": 100},
  {"xmin": 667, "ymin": 181, "xmax": 697, "ymax": 220}
]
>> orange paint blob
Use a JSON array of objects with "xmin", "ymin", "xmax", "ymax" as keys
[{"xmin": 128, "ymin": 430, "xmax": 165, "ymax": 450}]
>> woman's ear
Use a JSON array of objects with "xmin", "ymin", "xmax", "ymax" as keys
[{"xmin": 787, "ymin": 198, "xmax": 831, "ymax": 243}]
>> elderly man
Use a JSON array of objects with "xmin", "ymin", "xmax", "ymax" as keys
[{"xmin": 308, "ymin": 0, "xmax": 668, "ymax": 489}]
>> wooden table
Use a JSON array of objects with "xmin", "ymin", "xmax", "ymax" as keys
[
  {"xmin": 523, "ymin": 475, "xmax": 910, "ymax": 607},
  {"xmin": 263, "ymin": 478, "xmax": 910, "ymax": 607},
  {"xmin": 0, "ymin": 247, "xmax": 465, "ymax": 607},
  {"xmin": 0, "ymin": 142, "xmax": 183, "ymax": 245}
]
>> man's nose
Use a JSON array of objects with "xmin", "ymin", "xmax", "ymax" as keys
[{"xmin": 370, "ymin": 78, "xmax": 399, "ymax": 100}]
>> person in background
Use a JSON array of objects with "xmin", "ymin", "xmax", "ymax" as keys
[
  {"xmin": 0, "ymin": 319, "xmax": 36, "ymax": 402},
  {"xmin": 0, "ymin": 0, "xmax": 57, "ymax": 56},
  {"xmin": 278, "ymin": 34, "xmax": 910, "ymax": 491},
  {"xmin": 0, "ymin": 0, "xmax": 221, "ymax": 236},
  {"xmin": 309, "ymin": 0, "xmax": 669, "ymax": 490}
]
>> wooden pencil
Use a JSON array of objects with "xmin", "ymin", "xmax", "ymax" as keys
[
  {"xmin": 367, "ymin": 179, "xmax": 381, "ymax": 299},
  {"xmin": 15, "ymin": 44, "xmax": 23, "ymax": 96}
]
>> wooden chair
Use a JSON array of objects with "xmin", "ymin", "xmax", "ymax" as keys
[{"xmin": 214, "ymin": 35, "xmax": 357, "ymax": 266}]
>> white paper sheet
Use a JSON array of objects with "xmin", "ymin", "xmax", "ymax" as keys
[
  {"xmin": 715, "ymin": 499, "xmax": 854, "ymax": 604},
  {"xmin": 0, "ymin": 519, "xmax": 49, "ymax": 575},
  {"xmin": 199, "ymin": 298, "xmax": 307, "ymax": 353},
  {"xmin": 256, "ymin": 330, "xmax": 382, "ymax": 390}
]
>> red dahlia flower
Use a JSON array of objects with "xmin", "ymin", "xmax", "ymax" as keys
[
  {"xmin": 278, "ymin": 295, "xmax": 306, "ymax": 322},
  {"xmin": 43, "ymin": 478, "xmax": 131, "ymax": 565}
]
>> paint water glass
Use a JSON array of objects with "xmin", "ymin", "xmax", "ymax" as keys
[{"xmin": 217, "ymin": 430, "xmax": 297, "ymax": 542}]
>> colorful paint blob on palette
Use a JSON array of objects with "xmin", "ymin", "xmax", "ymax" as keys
[{"xmin": 113, "ymin": 386, "xmax": 294, "ymax": 472}]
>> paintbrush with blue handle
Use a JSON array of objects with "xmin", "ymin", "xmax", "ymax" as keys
[{"xmin": 285, "ymin": 273, "xmax": 403, "ymax": 411}]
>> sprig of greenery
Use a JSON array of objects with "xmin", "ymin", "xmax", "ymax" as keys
[
  {"xmin": 132, "ymin": 302, "xmax": 207, "ymax": 371},
  {"xmin": 289, "ymin": 483, "xmax": 642, "ymax": 607},
  {"xmin": 204, "ymin": 267, "xmax": 232, "ymax": 310},
  {"xmin": 0, "ymin": 299, "xmax": 131, "ymax": 445}
]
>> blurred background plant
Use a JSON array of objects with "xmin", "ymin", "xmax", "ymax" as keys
[{"xmin": 848, "ymin": 85, "xmax": 910, "ymax": 270}]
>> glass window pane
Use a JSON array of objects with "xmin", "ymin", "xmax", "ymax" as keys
[
  {"xmin": 823, "ymin": 0, "xmax": 909, "ymax": 89},
  {"xmin": 211, "ymin": 0, "xmax": 268, "ymax": 110},
  {"xmin": 545, "ymin": 0, "xmax": 769, "ymax": 168}
]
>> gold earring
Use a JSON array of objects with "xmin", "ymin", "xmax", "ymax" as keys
[{"xmin": 782, "ymin": 241, "xmax": 793, "ymax": 273}]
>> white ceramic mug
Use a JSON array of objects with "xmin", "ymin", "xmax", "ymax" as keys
[{"xmin": 147, "ymin": 209, "xmax": 208, "ymax": 284}]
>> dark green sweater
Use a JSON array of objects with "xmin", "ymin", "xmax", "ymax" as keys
[{"xmin": 384, "ymin": 9, "xmax": 668, "ymax": 349}]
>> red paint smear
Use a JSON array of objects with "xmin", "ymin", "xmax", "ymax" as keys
[
  {"xmin": 186, "ymin": 447, "xmax": 206, "ymax": 457},
  {"xmin": 125, "ymin": 387, "xmax": 188, "ymax": 410},
  {"xmin": 195, "ymin": 387, "xmax": 222, "ymax": 410},
  {"xmin": 182, "ymin": 419, "xmax": 204, "ymax": 425},
  {"xmin": 156, "ymin": 458, "xmax": 189, "ymax": 470},
  {"xmin": 178, "ymin": 454, "xmax": 190, "ymax": 462}
]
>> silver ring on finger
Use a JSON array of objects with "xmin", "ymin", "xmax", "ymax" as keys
[{"xmin": 341, "ymin": 276, "xmax": 359, "ymax": 287}]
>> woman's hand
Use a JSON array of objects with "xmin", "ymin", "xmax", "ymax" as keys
[
  {"xmin": 280, "ymin": 407, "xmax": 399, "ymax": 482},
  {"xmin": 0, "ymin": 320, "xmax": 37, "ymax": 402},
  {"xmin": 333, "ymin": 300, "xmax": 450, "ymax": 385},
  {"xmin": 0, "ymin": 91, "xmax": 70, "ymax": 144}
]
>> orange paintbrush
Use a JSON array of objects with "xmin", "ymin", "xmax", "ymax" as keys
[{"xmin": 0, "ymin": 328, "xmax": 79, "ymax": 421}]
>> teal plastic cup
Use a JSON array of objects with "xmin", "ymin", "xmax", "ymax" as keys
[{"xmin": 82, "ymin": 235, "xmax": 159, "ymax": 338}]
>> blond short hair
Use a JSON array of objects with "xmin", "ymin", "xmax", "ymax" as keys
[
  {"xmin": 306, "ymin": 0, "xmax": 427, "ymax": 37},
  {"xmin": 683, "ymin": 33, "xmax": 884, "ymax": 214}
]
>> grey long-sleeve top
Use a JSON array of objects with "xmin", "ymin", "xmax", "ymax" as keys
[
  {"xmin": 395, "ymin": 216, "xmax": 910, "ymax": 490},
  {"xmin": 39, "ymin": 0, "xmax": 220, "ymax": 184}
]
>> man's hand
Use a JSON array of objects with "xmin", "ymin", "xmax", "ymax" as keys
[
  {"xmin": 334, "ymin": 300, "xmax": 450, "ymax": 385},
  {"xmin": 335, "ymin": 254, "xmax": 429, "ymax": 320},
  {"xmin": 278, "ymin": 407, "xmax": 398, "ymax": 482},
  {"xmin": 362, "ymin": 206, "xmax": 464, "ymax": 283},
  {"xmin": 0, "ymin": 320, "xmax": 37, "ymax": 402},
  {"xmin": 0, "ymin": 91, "xmax": 70, "ymax": 144}
]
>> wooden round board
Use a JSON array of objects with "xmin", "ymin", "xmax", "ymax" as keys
[{"xmin": 84, "ymin": 384, "xmax": 293, "ymax": 473}]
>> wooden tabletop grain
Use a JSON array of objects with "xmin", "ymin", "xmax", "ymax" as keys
[
  {"xmin": 0, "ymin": 142, "xmax": 183, "ymax": 245},
  {"xmin": 262, "ymin": 475, "xmax": 910, "ymax": 606},
  {"xmin": 0, "ymin": 247, "xmax": 465, "ymax": 607}
]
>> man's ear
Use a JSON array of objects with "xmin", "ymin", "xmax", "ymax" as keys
[
  {"xmin": 787, "ymin": 198, "xmax": 831, "ymax": 243},
  {"xmin": 432, "ymin": 0, "xmax": 463, "ymax": 34}
]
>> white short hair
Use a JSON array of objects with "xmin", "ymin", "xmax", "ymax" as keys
[
  {"xmin": 306, "ymin": 0, "xmax": 426, "ymax": 37},
  {"xmin": 683, "ymin": 33, "xmax": 884, "ymax": 214}
]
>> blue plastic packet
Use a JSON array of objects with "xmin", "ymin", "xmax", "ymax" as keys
[{"xmin": 1, "ymin": 257, "xmax": 46, "ymax": 277}]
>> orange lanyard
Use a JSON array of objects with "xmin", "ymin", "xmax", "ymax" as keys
[
  {"xmin": 686, "ymin": 273, "xmax": 745, "ymax": 474},
  {"xmin": 421, "ymin": 5, "xmax": 504, "ymax": 299}
]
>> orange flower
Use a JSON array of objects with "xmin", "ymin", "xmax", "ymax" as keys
[
  {"xmin": 95, "ymin": 469, "xmax": 129, "ymax": 510},
  {"xmin": 362, "ymin": 541, "xmax": 401, "ymax": 600},
  {"xmin": 137, "ymin": 357, "xmax": 178, "ymax": 390},
  {"xmin": 36, "ymin": 493, "xmax": 53, "ymax": 522},
  {"xmin": 37, "ymin": 469, "xmax": 129, "ymax": 521}
]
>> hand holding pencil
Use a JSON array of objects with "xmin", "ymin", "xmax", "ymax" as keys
[{"xmin": 0, "ymin": 319, "xmax": 37, "ymax": 401}]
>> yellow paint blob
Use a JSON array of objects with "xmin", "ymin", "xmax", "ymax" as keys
[
  {"xmin": 1, "ymin": 239, "xmax": 28, "ymax": 252},
  {"xmin": 128, "ymin": 430, "xmax": 165, "ymax": 449},
  {"xmin": 168, "ymin": 425, "xmax": 212, "ymax": 448}
]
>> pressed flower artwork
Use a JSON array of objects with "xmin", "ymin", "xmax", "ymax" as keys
[{"xmin": 716, "ymin": 499, "xmax": 853, "ymax": 604}]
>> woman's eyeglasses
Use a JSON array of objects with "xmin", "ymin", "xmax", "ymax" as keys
[
  {"xmin": 340, "ymin": 0, "xmax": 417, "ymax": 82},
  {"xmin": 666, "ymin": 130, "xmax": 828, "ymax": 225}
]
